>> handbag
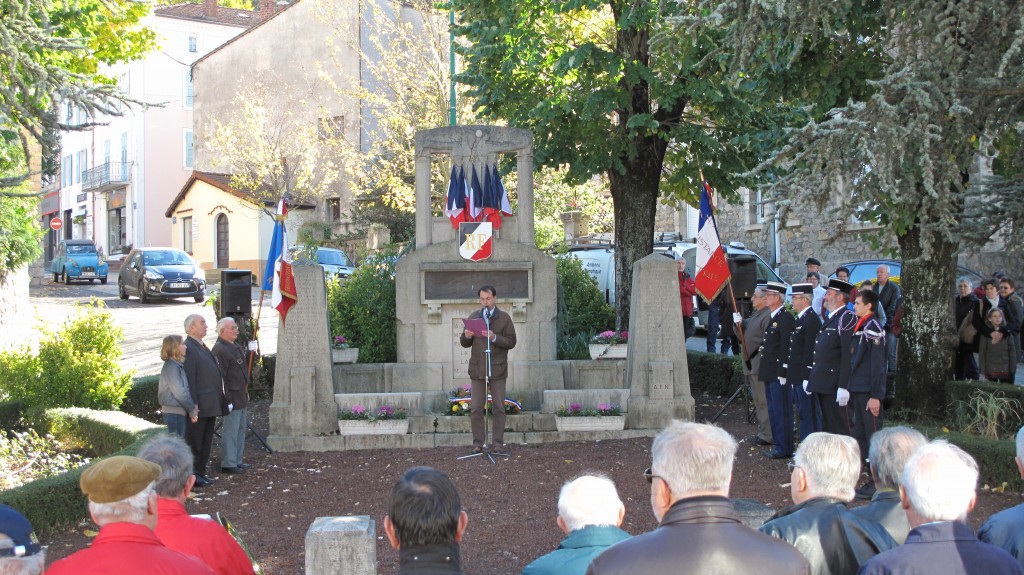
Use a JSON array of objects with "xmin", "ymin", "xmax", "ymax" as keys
[{"xmin": 958, "ymin": 301, "xmax": 981, "ymax": 344}]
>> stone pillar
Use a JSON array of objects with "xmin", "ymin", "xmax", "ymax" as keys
[
  {"xmin": 305, "ymin": 516, "xmax": 376, "ymax": 575},
  {"xmin": 269, "ymin": 262, "xmax": 338, "ymax": 447},
  {"xmin": 624, "ymin": 254, "xmax": 695, "ymax": 430},
  {"xmin": 560, "ymin": 211, "xmax": 588, "ymax": 240},
  {"xmin": 516, "ymin": 150, "xmax": 534, "ymax": 244},
  {"xmin": 414, "ymin": 153, "xmax": 433, "ymax": 249}
]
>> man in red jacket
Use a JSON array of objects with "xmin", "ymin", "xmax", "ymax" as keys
[
  {"xmin": 138, "ymin": 434, "xmax": 256, "ymax": 575},
  {"xmin": 677, "ymin": 257, "xmax": 697, "ymax": 339}
]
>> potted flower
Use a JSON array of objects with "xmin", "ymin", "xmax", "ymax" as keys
[
  {"xmin": 589, "ymin": 330, "xmax": 628, "ymax": 359},
  {"xmin": 555, "ymin": 402, "xmax": 625, "ymax": 432},
  {"xmin": 331, "ymin": 335, "xmax": 359, "ymax": 364},
  {"xmin": 338, "ymin": 404, "xmax": 409, "ymax": 435},
  {"xmin": 447, "ymin": 385, "xmax": 523, "ymax": 416}
]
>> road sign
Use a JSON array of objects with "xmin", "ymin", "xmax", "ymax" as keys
[{"xmin": 50, "ymin": 217, "xmax": 63, "ymax": 231}]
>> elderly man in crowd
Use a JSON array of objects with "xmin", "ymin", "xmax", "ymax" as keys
[
  {"xmin": 46, "ymin": 456, "xmax": 216, "ymax": 575},
  {"xmin": 0, "ymin": 505, "xmax": 44, "ymax": 575},
  {"xmin": 859, "ymin": 441, "xmax": 1024, "ymax": 575},
  {"xmin": 978, "ymin": 425, "xmax": 1024, "ymax": 566},
  {"xmin": 739, "ymin": 285, "xmax": 774, "ymax": 447},
  {"xmin": 211, "ymin": 317, "xmax": 252, "ymax": 474},
  {"xmin": 760, "ymin": 432, "xmax": 895, "ymax": 575},
  {"xmin": 182, "ymin": 314, "xmax": 225, "ymax": 487},
  {"xmin": 384, "ymin": 466, "xmax": 469, "ymax": 575},
  {"xmin": 587, "ymin": 421, "xmax": 810, "ymax": 575},
  {"xmin": 872, "ymin": 264, "xmax": 901, "ymax": 383},
  {"xmin": 850, "ymin": 426, "xmax": 927, "ymax": 544},
  {"xmin": 137, "ymin": 434, "xmax": 256, "ymax": 575},
  {"xmin": 522, "ymin": 474, "xmax": 630, "ymax": 575}
]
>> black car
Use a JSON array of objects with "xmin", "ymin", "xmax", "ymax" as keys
[{"xmin": 118, "ymin": 248, "xmax": 207, "ymax": 303}]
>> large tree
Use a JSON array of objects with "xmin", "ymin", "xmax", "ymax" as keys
[
  {"xmin": 668, "ymin": 1, "xmax": 1024, "ymax": 414},
  {"xmin": 452, "ymin": 0, "xmax": 785, "ymax": 326}
]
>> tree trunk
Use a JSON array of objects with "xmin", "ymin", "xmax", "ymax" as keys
[
  {"xmin": 608, "ymin": 156, "xmax": 662, "ymax": 329},
  {"xmin": 894, "ymin": 225, "xmax": 959, "ymax": 418}
]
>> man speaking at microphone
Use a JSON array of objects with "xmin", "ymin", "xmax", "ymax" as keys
[{"xmin": 460, "ymin": 285, "xmax": 517, "ymax": 454}]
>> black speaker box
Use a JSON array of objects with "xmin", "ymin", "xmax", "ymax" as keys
[
  {"xmin": 729, "ymin": 256, "xmax": 758, "ymax": 300},
  {"xmin": 220, "ymin": 269, "xmax": 252, "ymax": 315}
]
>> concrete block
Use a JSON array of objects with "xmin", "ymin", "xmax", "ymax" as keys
[
  {"xmin": 541, "ymin": 389, "xmax": 630, "ymax": 414},
  {"xmin": 268, "ymin": 435, "xmax": 347, "ymax": 453},
  {"xmin": 343, "ymin": 434, "xmax": 434, "ymax": 450},
  {"xmin": 433, "ymin": 416, "xmax": 473, "ymax": 434},
  {"xmin": 391, "ymin": 363, "xmax": 443, "ymax": 393},
  {"xmin": 305, "ymin": 516, "xmax": 375, "ymax": 575},
  {"xmin": 334, "ymin": 392, "xmax": 423, "ymax": 416},
  {"xmin": 433, "ymin": 433, "xmax": 474, "ymax": 448},
  {"xmin": 510, "ymin": 361, "xmax": 564, "ymax": 410},
  {"xmin": 334, "ymin": 365, "xmax": 385, "ymax": 394},
  {"xmin": 531, "ymin": 412, "xmax": 557, "ymax": 432},
  {"xmin": 625, "ymin": 397, "xmax": 694, "ymax": 430},
  {"xmin": 570, "ymin": 361, "xmax": 624, "ymax": 389}
]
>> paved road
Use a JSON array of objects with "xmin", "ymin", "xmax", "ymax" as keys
[{"xmin": 29, "ymin": 272, "xmax": 279, "ymax": 377}]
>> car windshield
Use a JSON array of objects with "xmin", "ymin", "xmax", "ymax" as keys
[
  {"xmin": 317, "ymin": 250, "xmax": 352, "ymax": 267},
  {"xmin": 67, "ymin": 244, "xmax": 96, "ymax": 255},
  {"xmin": 143, "ymin": 251, "xmax": 192, "ymax": 266}
]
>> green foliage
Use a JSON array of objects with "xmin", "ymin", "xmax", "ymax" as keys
[
  {"xmin": 0, "ymin": 408, "xmax": 162, "ymax": 533},
  {"xmin": 0, "ymin": 428, "xmax": 90, "ymax": 491},
  {"xmin": 327, "ymin": 247, "xmax": 399, "ymax": 363},
  {"xmin": 120, "ymin": 375, "xmax": 160, "ymax": 422},
  {"xmin": 558, "ymin": 332, "xmax": 593, "ymax": 361},
  {"xmin": 556, "ymin": 254, "xmax": 615, "ymax": 338},
  {"xmin": 0, "ymin": 195, "xmax": 43, "ymax": 277},
  {"xmin": 0, "ymin": 401, "xmax": 23, "ymax": 430},
  {"xmin": 251, "ymin": 353, "xmax": 275, "ymax": 397},
  {"xmin": 913, "ymin": 426, "xmax": 1023, "ymax": 491},
  {"xmin": 687, "ymin": 351, "xmax": 745, "ymax": 397},
  {"xmin": 945, "ymin": 380, "xmax": 1024, "ymax": 440},
  {"xmin": 0, "ymin": 301, "xmax": 133, "ymax": 411}
]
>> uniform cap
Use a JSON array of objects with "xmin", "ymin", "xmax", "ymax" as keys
[
  {"xmin": 791, "ymin": 283, "xmax": 814, "ymax": 295},
  {"xmin": 826, "ymin": 278, "xmax": 854, "ymax": 296}
]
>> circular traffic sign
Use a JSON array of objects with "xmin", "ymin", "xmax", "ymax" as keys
[{"xmin": 50, "ymin": 217, "xmax": 63, "ymax": 231}]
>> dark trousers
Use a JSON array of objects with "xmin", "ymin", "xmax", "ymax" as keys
[
  {"xmin": 953, "ymin": 345, "xmax": 979, "ymax": 380},
  {"xmin": 850, "ymin": 393, "xmax": 883, "ymax": 465},
  {"xmin": 766, "ymin": 379, "xmax": 794, "ymax": 457},
  {"xmin": 470, "ymin": 377, "xmax": 506, "ymax": 447},
  {"xmin": 720, "ymin": 336, "xmax": 741, "ymax": 355},
  {"xmin": 706, "ymin": 305, "xmax": 721, "ymax": 352},
  {"xmin": 186, "ymin": 416, "xmax": 217, "ymax": 476},
  {"xmin": 816, "ymin": 392, "xmax": 852, "ymax": 436},
  {"xmin": 794, "ymin": 388, "xmax": 820, "ymax": 440}
]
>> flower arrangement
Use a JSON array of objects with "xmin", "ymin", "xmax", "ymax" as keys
[
  {"xmin": 556, "ymin": 402, "xmax": 622, "ymax": 417},
  {"xmin": 338, "ymin": 404, "xmax": 407, "ymax": 421},
  {"xmin": 332, "ymin": 335, "xmax": 350, "ymax": 349},
  {"xmin": 591, "ymin": 330, "xmax": 628, "ymax": 345},
  {"xmin": 448, "ymin": 385, "xmax": 523, "ymax": 416}
]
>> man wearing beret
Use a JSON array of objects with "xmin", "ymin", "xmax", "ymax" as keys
[
  {"xmin": 805, "ymin": 257, "xmax": 825, "ymax": 286},
  {"xmin": 46, "ymin": 456, "xmax": 216, "ymax": 575},
  {"xmin": 0, "ymin": 504, "xmax": 45, "ymax": 575}
]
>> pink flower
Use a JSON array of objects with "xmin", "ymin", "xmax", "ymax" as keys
[{"xmin": 351, "ymin": 405, "xmax": 366, "ymax": 415}]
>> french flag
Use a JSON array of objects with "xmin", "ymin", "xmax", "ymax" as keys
[{"xmin": 694, "ymin": 180, "xmax": 731, "ymax": 303}]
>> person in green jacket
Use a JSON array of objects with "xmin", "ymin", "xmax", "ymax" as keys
[{"xmin": 521, "ymin": 474, "xmax": 631, "ymax": 575}]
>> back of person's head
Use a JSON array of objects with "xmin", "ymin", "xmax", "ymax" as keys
[
  {"xmin": 0, "ymin": 505, "xmax": 44, "ymax": 575},
  {"xmin": 80, "ymin": 456, "xmax": 160, "ymax": 527},
  {"xmin": 652, "ymin": 421, "xmax": 737, "ymax": 497},
  {"xmin": 869, "ymin": 427, "xmax": 928, "ymax": 490},
  {"xmin": 557, "ymin": 474, "xmax": 623, "ymax": 532},
  {"xmin": 901, "ymin": 440, "xmax": 978, "ymax": 523},
  {"xmin": 794, "ymin": 432, "xmax": 861, "ymax": 501},
  {"xmin": 137, "ymin": 433, "xmax": 194, "ymax": 498},
  {"xmin": 160, "ymin": 335, "xmax": 184, "ymax": 362},
  {"xmin": 388, "ymin": 467, "xmax": 462, "ymax": 547}
]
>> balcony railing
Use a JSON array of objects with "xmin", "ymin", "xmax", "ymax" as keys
[{"xmin": 83, "ymin": 162, "xmax": 129, "ymax": 192}]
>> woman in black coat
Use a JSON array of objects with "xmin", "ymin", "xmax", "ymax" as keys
[{"xmin": 954, "ymin": 278, "xmax": 980, "ymax": 380}]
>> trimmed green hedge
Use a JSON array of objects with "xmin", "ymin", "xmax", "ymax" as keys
[
  {"xmin": 120, "ymin": 375, "xmax": 160, "ymax": 422},
  {"xmin": 687, "ymin": 351, "xmax": 745, "ymax": 397},
  {"xmin": 0, "ymin": 408, "xmax": 163, "ymax": 533},
  {"xmin": 0, "ymin": 401, "xmax": 23, "ymax": 429},
  {"xmin": 913, "ymin": 425, "xmax": 1022, "ymax": 491}
]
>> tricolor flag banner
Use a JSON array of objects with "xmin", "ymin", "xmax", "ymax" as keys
[
  {"xmin": 265, "ymin": 200, "xmax": 297, "ymax": 324},
  {"xmin": 483, "ymin": 164, "xmax": 512, "ymax": 229},
  {"xmin": 694, "ymin": 180, "xmax": 731, "ymax": 303},
  {"xmin": 469, "ymin": 165, "xmax": 484, "ymax": 221},
  {"xmin": 458, "ymin": 221, "xmax": 493, "ymax": 262},
  {"xmin": 444, "ymin": 164, "xmax": 468, "ymax": 229}
]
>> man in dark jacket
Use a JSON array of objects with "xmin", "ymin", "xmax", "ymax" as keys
[
  {"xmin": 860, "ymin": 441, "xmax": 1024, "ymax": 575},
  {"xmin": 211, "ymin": 317, "xmax": 252, "ymax": 474},
  {"xmin": 782, "ymin": 283, "xmax": 823, "ymax": 441},
  {"xmin": 459, "ymin": 285, "xmax": 517, "ymax": 453},
  {"xmin": 384, "ymin": 467, "xmax": 468, "ymax": 575},
  {"xmin": 872, "ymin": 264, "xmax": 901, "ymax": 382},
  {"xmin": 760, "ymin": 432, "xmax": 896, "ymax": 575},
  {"xmin": 808, "ymin": 279, "xmax": 857, "ymax": 436},
  {"xmin": 850, "ymin": 426, "xmax": 928, "ymax": 544},
  {"xmin": 587, "ymin": 421, "xmax": 810, "ymax": 575},
  {"xmin": 760, "ymin": 281, "xmax": 796, "ymax": 459},
  {"xmin": 182, "ymin": 314, "xmax": 225, "ymax": 487},
  {"xmin": 521, "ymin": 475, "xmax": 630, "ymax": 575},
  {"xmin": 849, "ymin": 291, "xmax": 887, "ymax": 471},
  {"xmin": 978, "ymin": 425, "xmax": 1024, "ymax": 567},
  {"xmin": 954, "ymin": 278, "xmax": 981, "ymax": 380},
  {"xmin": 740, "ymin": 286, "xmax": 773, "ymax": 446}
]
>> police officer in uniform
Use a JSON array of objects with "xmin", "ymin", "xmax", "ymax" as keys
[
  {"xmin": 760, "ymin": 281, "xmax": 796, "ymax": 459},
  {"xmin": 781, "ymin": 283, "xmax": 822, "ymax": 441},
  {"xmin": 807, "ymin": 279, "xmax": 856, "ymax": 435}
]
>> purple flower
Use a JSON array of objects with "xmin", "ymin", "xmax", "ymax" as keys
[
  {"xmin": 597, "ymin": 403, "xmax": 611, "ymax": 411},
  {"xmin": 462, "ymin": 384, "xmax": 472, "ymax": 392},
  {"xmin": 378, "ymin": 405, "xmax": 394, "ymax": 415},
  {"xmin": 335, "ymin": 335, "xmax": 347, "ymax": 344},
  {"xmin": 570, "ymin": 403, "xmax": 582, "ymax": 414},
  {"xmin": 351, "ymin": 405, "xmax": 366, "ymax": 415}
]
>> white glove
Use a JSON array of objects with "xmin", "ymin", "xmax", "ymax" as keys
[
  {"xmin": 247, "ymin": 341, "xmax": 258, "ymax": 351},
  {"xmin": 802, "ymin": 380, "xmax": 810, "ymax": 395},
  {"xmin": 779, "ymin": 377, "xmax": 787, "ymax": 386},
  {"xmin": 836, "ymin": 388, "xmax": 850, "ymax": 406},
  {"xmin": 227, "ymin": 403, "xmax": 234, "ymax": 413},
  {"xmin": 733, "ymin": 312, "xmax": 743, "ymax": 324}
]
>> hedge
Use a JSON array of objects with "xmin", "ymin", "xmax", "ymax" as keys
[
  {"xmin": 120, "ymin": 375, "xmax": 160, "ymax": 422},
  {"xmin": 0, "ymin": 408, "xmax": 163, "ymax": 534},
  {"xmin": 913, "ymin": 425, "xmax": 1022, "ymax": 491},
  {"xmin": 687, "ymin": 351, "xmax": 745, "ymax": 397},
  {"xmin": 0, "ymin": 401, "xmax": 23, "ymax": 429},
  {"xmin": 943, "ymin": 379, "xmax": 1024, "ymax": 439}
]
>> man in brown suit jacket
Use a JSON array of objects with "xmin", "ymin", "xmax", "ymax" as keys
[{"xmin": 460, "ymin": 285, "xmax": 517, "ymax": 453}]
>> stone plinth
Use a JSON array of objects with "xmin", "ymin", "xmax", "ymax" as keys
[{"xmin": 305, "ymin": 516, "xmax": 376, "ymax": 575}]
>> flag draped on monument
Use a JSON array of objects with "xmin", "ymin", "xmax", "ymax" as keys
[
  {"xmin": 443, "ymin": 163, "xmax": 513, "ymax": 229},
  {"xmin": 695, "ymin": 180, "xmax": 731, "ymax": 302},
  {"xmin": 264, "ymin": 199, "xmax": 297, "ymax": 324}
]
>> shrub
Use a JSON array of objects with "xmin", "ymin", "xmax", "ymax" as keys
[
  {"xmin": 558, "ymin": 332, "xmax": 592, "ymax": 360},
  {"xmin": 327, "ymin": 246, "xmax": 400, "ymax": 363},
  {"xmin": 120, "ymin": 375, "xmax": 161, "ymax": 422},
  {"xmin": 687, "ymin": 351, "xmax": 745, "ymax": 397},
  {"xmin": 556, "ymin": 254, "xmax": 615, "ymax": 339},
  {"xmin": 0, "ymin": 301, "xmax": 133, "ymax": 411},
  {"xmin": 913, "ymin": 425, "xmax": 1023, "ymax": 491},
  {"xmin": 945, "ymin": 380, "xmax": 1024, "ymax": 439},
  {"xmin": 251, "ymin": 353, "xmax": 276, "ymax": 397},
  {"xmin": 0, "ymin": 401, "xmax": 23, "ymax": 430}
]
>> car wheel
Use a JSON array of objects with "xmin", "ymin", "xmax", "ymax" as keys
[
  {"xmin": 194, "ymin": 294, "xmax": 205, "ymax": 303},
  {"xmin": 52, "ymin": 271, "xmax": 59, "ymax": 282},
  {"xmin": 118, "ymin": 280, "xmax": 129, "ymax": 300},
  {"xmin": 62, "ymin": 268, "xmax": 71, "ymax": 285},
  {"xmin": 138, "ymin": 281, "xmax": 149, "ymax": 304}
]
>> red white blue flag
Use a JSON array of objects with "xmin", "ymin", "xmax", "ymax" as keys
[
  {"xmin": 695, "ymin": 180, "xmax": 731, "ymax": 303},
  {"xmin": 265, "ymin": 199, "xmax": 297, "ymax": 324}
]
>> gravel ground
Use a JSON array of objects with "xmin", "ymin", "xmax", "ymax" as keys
[{"xmin": 41, "ymin": 393, "xmax": 1024, "ymax": 574}]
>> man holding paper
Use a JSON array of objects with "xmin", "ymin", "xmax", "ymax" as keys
[{"xmin": 460, "ymin": 285, "xmax": 517, "ymax": 453}]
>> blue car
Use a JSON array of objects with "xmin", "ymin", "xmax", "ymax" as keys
[{"xmin": 52, "ymin": 239, "xmax": 108, "ymax": 285}]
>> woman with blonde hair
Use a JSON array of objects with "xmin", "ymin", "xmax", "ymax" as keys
[{"xmin": 158, "ymin": 335, "xmax": 198, "ymax": 437}]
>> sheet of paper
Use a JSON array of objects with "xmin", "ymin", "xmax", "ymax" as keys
[{"xmin": 462, "ymin": 317, "xmax": 488, "ymax": 334}]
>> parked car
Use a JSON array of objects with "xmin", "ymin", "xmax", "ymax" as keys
[
  {"xmin": 289, "ymin": 246, "xmax": 356, "ymax": 280},
  {"xmin": 118, "ymin": 247, "xmax": 207, "ymax": 303},
  {"xmin": 828, "ymin": 259, "xmax": 984, "ymax": 288},
  {"xmin": 51, "ymin": 239, "xmax": 108, "ymax": 285}
]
